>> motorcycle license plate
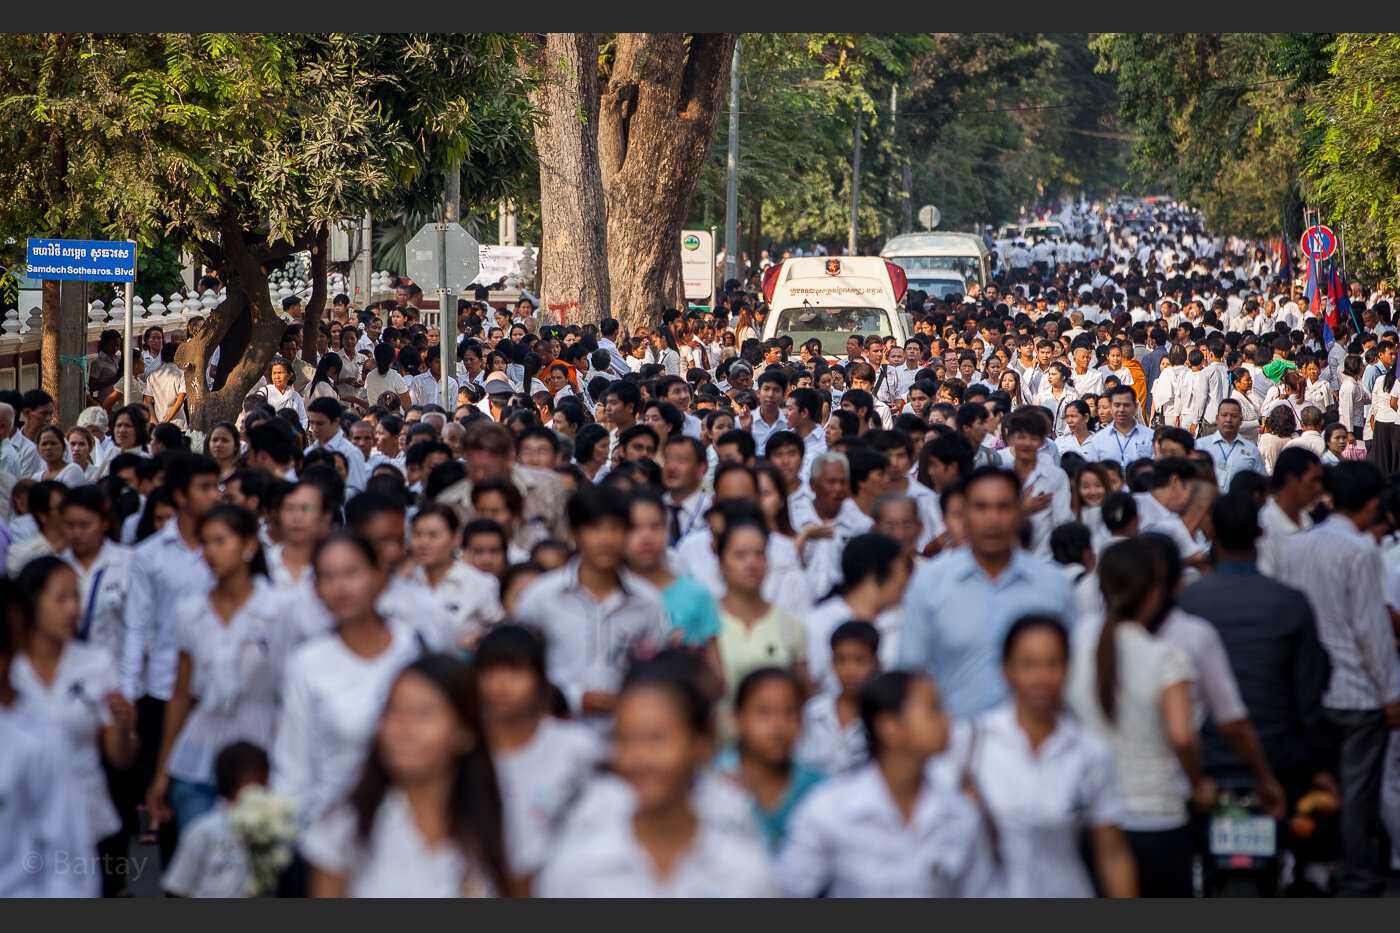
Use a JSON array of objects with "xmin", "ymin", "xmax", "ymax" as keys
[{"xmin": 1209, "ymin": 815, "xmax": 1276, "ymax": 857}]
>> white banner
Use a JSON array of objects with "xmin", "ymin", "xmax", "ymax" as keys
[
  {"xmin": 681, "ymin": 230, "xmax": 714, "ymax": 301},
  {"xmin": 471, "ymin": 245, "xmax": 527, "ymax": 286}
]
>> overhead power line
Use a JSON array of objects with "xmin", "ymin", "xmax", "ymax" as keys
[{"xmin": 716, "ymin": 76, "xmax": 1291, "ymax": 120}]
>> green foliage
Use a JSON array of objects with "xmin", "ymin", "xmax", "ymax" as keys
[
  {"xmin": 691, "ymin": 33, "xmax": 1132, "ymax": 251},
  {"xmin": 1090, "ymin": 32, "xmax": 1330, "ymax": 240},
  {"xmin": 0, "ymin": 34, "xmax": 539, "ymax": 276},
  {"xmin": 1304, "ymin": 34, "xmax": 1400, "ymax": 278}
]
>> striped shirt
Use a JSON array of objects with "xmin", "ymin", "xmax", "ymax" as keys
[{"xmin": 1280, "ymin": 513, "xmax": 1400, "ymax": 710}]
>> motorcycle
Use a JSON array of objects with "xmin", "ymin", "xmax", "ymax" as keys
[{"xmin": 1197, "ymin": 788, "xmax": 1282, "ymax": 897}]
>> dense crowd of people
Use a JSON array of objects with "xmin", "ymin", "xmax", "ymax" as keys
[{"xmin": 5, "ymin": 199, "xmax": 1400, "ymax": 898}]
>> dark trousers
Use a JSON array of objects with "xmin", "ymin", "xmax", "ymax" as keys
[
  {"xmin": 1323, "ymin": 708, "xmax": 1390, "ymax": 897},
  {"xmin": 1125, "ymin": 826, "xmax": 1194, "ymax": 897},
  {"xmin": 135, "ymin": 696, "xmax": 179, "ymax": 868}
]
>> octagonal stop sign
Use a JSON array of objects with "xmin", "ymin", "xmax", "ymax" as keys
[{"xmin": 405, "ymin": 222, "xmax": 481, "ymax": 296}]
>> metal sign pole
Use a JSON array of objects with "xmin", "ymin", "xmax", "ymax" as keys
[
  {"xmin": 123, "ymin": 246, "xmax": 135, "ymax": 405},
  {"xmin": 440, "ymin": 163, "xmax": 461, "ymax": 413}
]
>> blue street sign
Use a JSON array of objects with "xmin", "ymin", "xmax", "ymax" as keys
[{"xmin": 25, "ymin": 238, "xmax": 136, "ymax": 282}]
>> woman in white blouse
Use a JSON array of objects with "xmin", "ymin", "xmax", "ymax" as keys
[
  {"xmin": 1335, "ymin": 353, "xmax": 1370, "ymax": 446},
  {"xmin": 305, "ymin": 655, "xmax": 510, "ymax": 898},
  {"xmin": 1066, "ymin": 538, "xmax": 1215, "ymax": 898},
  {"xmin": 33, "ymin": 426, "xmax": 89, "ymax": 487},
  {"xmin": 408, "ymin": 504, "xmax": 504, "ymax": 653},
  {"xmin": 1228, "ymin": 368, "xmax": 1262, "ymax": 444},
  {"xmin": 93, "ymin": 405, "xmax": 151, "ymax": 480},
  {"xmin": 250, "ymin": 360, "xmax": 308, "ymax": 429},
  {"xmin": 147, "ymin": 505, "xmax": 291, "ymax": 834},
  {"xmin": 776, "ymin": 670, "xmax": 1003, "ymax": 897},
  {"xmin": 957, "ymin": 615, "xmax": 1137, "ymax": 897},
  {"xmin": 272, "ymin": 533, "xmax": 440, "ymax": 833},
  {"xmin": 7, "ymin": 481, "xmax": 70, "ymax": 576},
  {"xmin": 9, "ymin": 556, "xmax": 139, "ymax": 891},
  {"xmin": 1032, "ymin": 362, "xmax": 1079, "ymax": 437},
  {"xmin": 537, "ymin": 658, "xmax": 779, "ymax": 897}
]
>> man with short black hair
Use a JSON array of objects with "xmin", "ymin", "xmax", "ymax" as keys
[
  {"xmin": 751, "ymin": 369, "xmax": 789, "ymax": 455},
  {"xmin": 1085, "ymin": 384, "xmax": 1154, "ymax": 466},
  {"xmin": 305, "ymin": 397, "xmax": 366, "ymax": 494},
  {"xmin": 782, "ymin": 387, "xmax": 826, "ymax": 482},
  {"xmin": 899, "ymin": 466, "xmax": 1075, "ymax": 717},
  {"xmin": 512, "ymin": 485, "xmax": 670, "ymax": 730}
]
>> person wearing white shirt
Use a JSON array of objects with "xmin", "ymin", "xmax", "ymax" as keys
[
  {"xmin": 475, "ymin": 625, "xmax": 607, "ymax": 891},
  {"xmin": 249, "ymin": 361, "xmax": 308, "ymax": 429},
  {"xmin": 670, "ymin": 519, "xmax": 812, "ymax": 617},
  {"xmin": 408, "ymin": 505, "xmax": 505, "ymax": 651},
  {"xmin": 120, "ymin": 458, "xmax": 220, "ymax": 704},
  {"xmin": 782, "ymin": 389, "xmax": 827, "ymax": 483},
  {"xmin": 60, "ymin": 489, "xmax": 134, "ymax": 684},
  {"xmin": 661, "ymin": 438, "xmax": 712, "ymax": 549},
  {"xmin": 1031, "ymin": 363, "xmax": 1079, "ymax": 437},
  {"xmin": 1256, "ymin": 451, "xmax": 1322, "ymax": 580},
  {"xmin": 272, "ymin": 538, "xmax": 439, "ymax": 833},
  {"xmin": 536, "ymin": 668, "xmax": 779, "ymax": 898},
  {"xmin": 301, "ymin": 654, "xmax": 504, "ymax": 898},
  {"xmin": 776, "ymin": 671, "xmax": 1004, "ymax": 898},
  {"xmin": 407, "ymin": 347, "xmax": 460, "ymax": 408},
  {"xmin": 750, "ymin": 370, "xmax": 789, "ymax": 456},
  {"xmin": 144, "ymin": 346, "xmax": 189, "ymax": 429},
  {"xmin": 160, "ymin": 795, "xmax": 251, "ymax": 898},
  {"xmin": 1200, "ymin": 399, "xmax": 1266, "ymax": 490},
  {"xmin": 795, "ymin": 455, "xmax": 875, "ymax": 598},
  {"xmin": 1006, "ymin": 409, "xmax": 1072, "ymax": 559},
  {"xmin": 305, "ymin": 397, "xmax": 367, "ymax": 495},
  {"xmin": 1068, "ymin": 346, "xmax": 1105, "ymax": 396},
  {"xmin": 1132, "ymin": 459, "xmax": 1206, "ymax": 564},
  {"xmin": 801, "ymin": 539, "xmax": 908, "ymax": 698},
  {"xmin": 1084, "ymin": 386, "xmax": 1154, "ymax": 467},
  {"xmin": 1183, "ymin": 342, "xmax": 1230, "ymax": 437},
  {"xmin": 953, "ymin": 619, "xmax": 1136, "ymax": 897}
]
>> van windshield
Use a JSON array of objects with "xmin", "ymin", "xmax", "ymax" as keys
[
  {"xmin": 885, "ymin": 254, "xmax": 982, "ymax": 285},
  {"xmin": 771, "ymin": 306, "xmax": 893, "ymax": 354},
  {"xmin": 906, "ymin": 276, "xmax": 966, "ymax": 299}
]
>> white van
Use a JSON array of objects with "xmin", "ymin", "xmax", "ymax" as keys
[
  {"xmin": 760, "ymin": 256, "xmax": 912, "ymax": 358},
  {"xmin": 880, "ymin": 232, "xmax": 991, "ymax": 292}
]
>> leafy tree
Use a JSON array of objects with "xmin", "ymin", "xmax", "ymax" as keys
[
  {"xmin": 1304, "ymin": 34, "xmax": 1400, "ymax": 278},
  {"xmin": 0, "ymin": 34, "xmax": 538, "ymax": 429}
]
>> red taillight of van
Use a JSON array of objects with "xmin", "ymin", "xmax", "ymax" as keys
[
  {"xmin": 761, "ymin": 263, "xmax": 782, "ymax": 304},
  {"xmin": 884, "ymin": 261, "xmax": 907, "ymax": 303}
]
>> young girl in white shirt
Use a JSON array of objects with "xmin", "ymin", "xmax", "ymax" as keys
[
  {"xmin": 147, "ymin": 505, "xmax": 290, "ymax": 834},
  {"xmin": 10, "ymin": 556, "xmax": 139, "ymax": 895},
  {"xmin": 537, "ymin": 655, "xmax": 779, "ymax": 897},
  {"xmin": 776, "ymin": 670, "xmax": 1003, "ymax": 897},
  {"xmin": 476, "ymin": 625, "xmax": 605, "ymax": 895},
  {"xmin": 304, "ymin": 655, "xmax": 509, "ymax": 898},
  {"xmin": 272, "ymin": 533, "xmax": 436, "ymax": 833},
  {"xmin": 955, "ymin": 615, "xmax": 1138, "ymax": 897}
]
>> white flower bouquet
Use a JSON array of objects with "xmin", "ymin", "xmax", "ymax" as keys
[{"xmin": 227, "ymin": 786, "xmax": 299, "ymax": 897}]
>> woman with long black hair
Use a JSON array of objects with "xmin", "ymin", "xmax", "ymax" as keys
[
  {"xmin": 1065, "ymin": 538, "xmax": 1213, "ymax": 898},
  {"xmin": 776, "ymin": 670, "xmax": 1003, "ymax": 897},
  {"xmin": 364, "ymin": 343, "xmax": 411, "ymax": 411},
  {"xmin": 1370, "ymin": 351, "xmax": 1400, "ymax": 474},
  {"xmin": 537, "ymin": 656, "xmax": 778, "ymax": 897},
  {"xmin": 146, "ymin": 505, "xmax": 288, "ymax": 834},
  {"xmin": 304, "ymin": 654, "xmax": 509, "ymax": 897},
  {"xmin": 272, "ymin": 533, "xmax": 441, "ymax": 834},
  {"xmin": 955, "ymin": 615, "xmax": 1138, "ymax": 897},
  {"xmin": 9, "ymin": 555, "xmax": 139, "ymax": 896}
]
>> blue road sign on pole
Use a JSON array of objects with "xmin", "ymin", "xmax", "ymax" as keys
[{"xmin": 25, "ymin": 238, "xmax": 137, "ymax": 282}]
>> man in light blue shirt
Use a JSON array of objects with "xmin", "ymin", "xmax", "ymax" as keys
[
  {"xmin": 899, "ymin": 467, "xmax": 1076, "ymax": 718},
  {"xmin": 1201, "ymin": 398, "xmax": 1266, "ymax": 490}
]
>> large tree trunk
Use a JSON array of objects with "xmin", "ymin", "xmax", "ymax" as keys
[
  {"xmin": 534, "ymin": 33, "xmax": 611, "ymax": 327},
  {"xmin": 300, "ymin": 225, "xmax": 329, "ymax": 364},
  {"xmin": 176, "ymin": 216, "xmax": 286, "ymax": 432},
  {"xmin": 599, "ymin": 33, "xmax": 737, "ymax": 334},
  {"xmin": 40, "ymin": 278, "xmax": 61, "ymax": 404}
]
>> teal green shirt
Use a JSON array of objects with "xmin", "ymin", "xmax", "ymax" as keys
[
  {"xmin": 712, "ymin": 746, "xmax": 827, "ymax": 852},
  {"xmin": 663, "ymin": 576, "xmax": 722, "ymax": 646}
]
